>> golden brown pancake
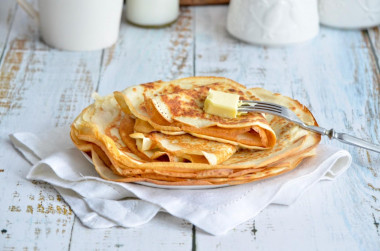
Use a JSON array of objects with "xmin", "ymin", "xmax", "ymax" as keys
[
  {"xmin": 114, "ymin": 77, "xmax": 276, "ymax": 149},
  {"xmin": 70, "ymin": 77, "xmax": 321, "ymax": 186}
]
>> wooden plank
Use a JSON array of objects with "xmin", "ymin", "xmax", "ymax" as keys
[
  {"xmin": 70, "ymin": 213, "xmax": 193, "ymax": 251},
  {"xmin": 368, "ymin": 27, "xmax": 380, "ymax": 71},
  {"xmin": 68, "ymin": 7, "xmax": 195, "ymax": 250},
  {"xmin": 97, "ymin": 7, "xmax": 194, "ymax": 94},
  {"xmin": 0, "ymin": 0, "xmax": 17, "ymax": 61},
  {"xmin": 194, "ymin": 6, "xmax": 380, "ymax": 250},
  {"xmin": 0, "ymin": 4, "xmax": 103, "ymax": 250}
]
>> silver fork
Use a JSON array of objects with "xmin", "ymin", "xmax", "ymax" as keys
[{"xmin": 239, "ymin": 100, "xmax": 380, "ymax": 153}]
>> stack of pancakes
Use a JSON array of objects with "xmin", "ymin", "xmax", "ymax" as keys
[{"xmin": 71, "ymin": 77, "xmax": 320, "ymax": 186}]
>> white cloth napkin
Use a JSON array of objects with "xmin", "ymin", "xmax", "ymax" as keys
[{"xmin": 9, "ymin": 127, "xmax": 352, "ymax": 235}]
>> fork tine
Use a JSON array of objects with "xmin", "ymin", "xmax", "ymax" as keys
[
  {"xmin": 238, "ymin": 106, "xmax": 279, "ymax": 112},
  {"xmin": 248, "ymin": 104, "xmax": 282, "ymax": 111},
  {"xmin": 239, "ymin": 103, "xmax": 282, "ymax": 113},
  {"xmin": 238, "ymin": 108, "xmax": 282, "ymax": 116},
  {"xmin": 241, "ymin": 100, "xmax": 282, "ymax": 108}
]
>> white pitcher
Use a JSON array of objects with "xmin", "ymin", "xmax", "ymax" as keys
[
  {"xmin": 227, "ymin": 0, "xmax": 320, "ymax": 46},
  {"xmin": 319, "ymin": 0, "xmax": 380, "ymax": 29},
  {"xmin": 17, "ymin": 0, "xmax": 123, "ymax": 51}
]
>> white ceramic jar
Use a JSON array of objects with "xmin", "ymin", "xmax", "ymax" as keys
[
  {"xmin": 126, "ymin": 0, "xmax": 180, "ymax": 27},
  {"xmin": 17, "ymin": 0, "xmax": 123, "ymax": 51},
  {"xmin": 227, "ymin": 0, "xmax": 320, "ymax": 46},
  {"xmin": 319, "ymin": 0, "xmax": 380, "ymax": 29}
]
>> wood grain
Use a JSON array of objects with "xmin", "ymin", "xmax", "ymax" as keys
[
  {"xmin": 194, "ymin": 6, "xmax": 380, "ymax": 250},
  {"xmin": 97, "ymin": 7, "xmax": 194, "ymax": 94},
  {"xmin": 70, "ymin": 213, "xmax": 193, "ymax": 251},
  {"xmin": 0, "ymin": 0, "xmax": 17, "ymax": 63},
  {"xmin": 0, "ymin": 4, "xmax": 102, "ymax": 250},
  {"xmin": 368, "ymin": 27, "xmax": 380, "ymax": 71}
]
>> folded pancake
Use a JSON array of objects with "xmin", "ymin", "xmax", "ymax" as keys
[
  {"xmin": 83, "ymin": 129, "xmax": 317, "ymax": 183},
  {"xmin": 130, "ymin": 132, "xmax": 237, "ymax": 165},
  {"xmin": 90, "ymin": 144, "xmax": 316, "ymax": 186},
  {"xmin": 72, "ymin": 91, "xmax": 238, "ymax": 168},
  {"xmin": 71, "ymin": 93, "xmax": 146, "ymax": 169},
  {"xmin": 114, "ymin": 77, "xmax": 276, "ymax": 149},
  {"xmin": 119, "ymin": 114, "xmax": 237, "ymax": 165},
  {"xmin": 71, "ymin": 76, "xmax": 321, "ymax": 186}
]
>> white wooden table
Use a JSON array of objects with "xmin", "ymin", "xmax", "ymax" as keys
[{"xmin": 1, "ymin": 1, "xmax": 379, "ymax": 250}]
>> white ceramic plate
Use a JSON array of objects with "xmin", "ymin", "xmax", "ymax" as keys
[{"xmin": 81, "ymin": 151, "xmax": 229, "ymax": 190}]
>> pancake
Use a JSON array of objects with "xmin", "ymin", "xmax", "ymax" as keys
[
  {"xmin": 72, "ymin": 92, "xmax": 238, "ymax": 167},
  {"xmin": 71, "ymin": 76, "xmax": 321, "ymax": 186},
  {"xmin": 114, "ymin": 77, "xmax": 276, "ymax": 149},
  {"xmin": 90, "ymin": 145, "xmax": 316, "ymax": 185},
  {"xmin": 132, "ymin": 132, "xmax": 238, "ymax": 165},
  {"xmin": 119, "ymin": 115, "xmax": 237, "ymax": 165}
]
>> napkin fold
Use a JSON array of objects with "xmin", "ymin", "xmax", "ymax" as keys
[{"xmin": 10, "ymin": 128, "xmax": 352, "ymax": 235}]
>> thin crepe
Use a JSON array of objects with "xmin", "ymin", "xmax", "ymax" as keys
[
  {"xmin": 90, "ymin": 144, "xmax": 317, "ymax": 186},
  {"xmin": 114, "ymin": 77, "xmax": 276, "ymax": 149},
  {"xmin": 71, "ymin": 92, "xmax": 238, "ymax": 167},
  {"xmin": 120, "ymin": 115, "xmax": 237, "ymax": 165},
  {"xmin": 71, "ymin": 76, "xmax": 321, "ymax": 186}
]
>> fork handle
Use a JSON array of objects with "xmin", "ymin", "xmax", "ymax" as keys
[
  {"xmin": 304, "ymin": 125, "xmax": 380, "ymax": 153},
  {"xmin": 327, "ymin": 129, "xmax": 380, "ymax": 153}
]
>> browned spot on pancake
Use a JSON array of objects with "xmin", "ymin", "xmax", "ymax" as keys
[
  {"xmin": 161, "ymin": 95, "xmax": 183, "ymax": 117},
  {"xmin": 169, "ymin": 84, "xmax": 183, "ymax": 93},
  {"xmin": 141, "ymin": 82, "xmax": 156, "ymax": 89}
]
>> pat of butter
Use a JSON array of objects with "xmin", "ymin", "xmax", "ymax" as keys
[{"xmin": 204, "ymin": 89, "xmax": 240, "ymax": 118}]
